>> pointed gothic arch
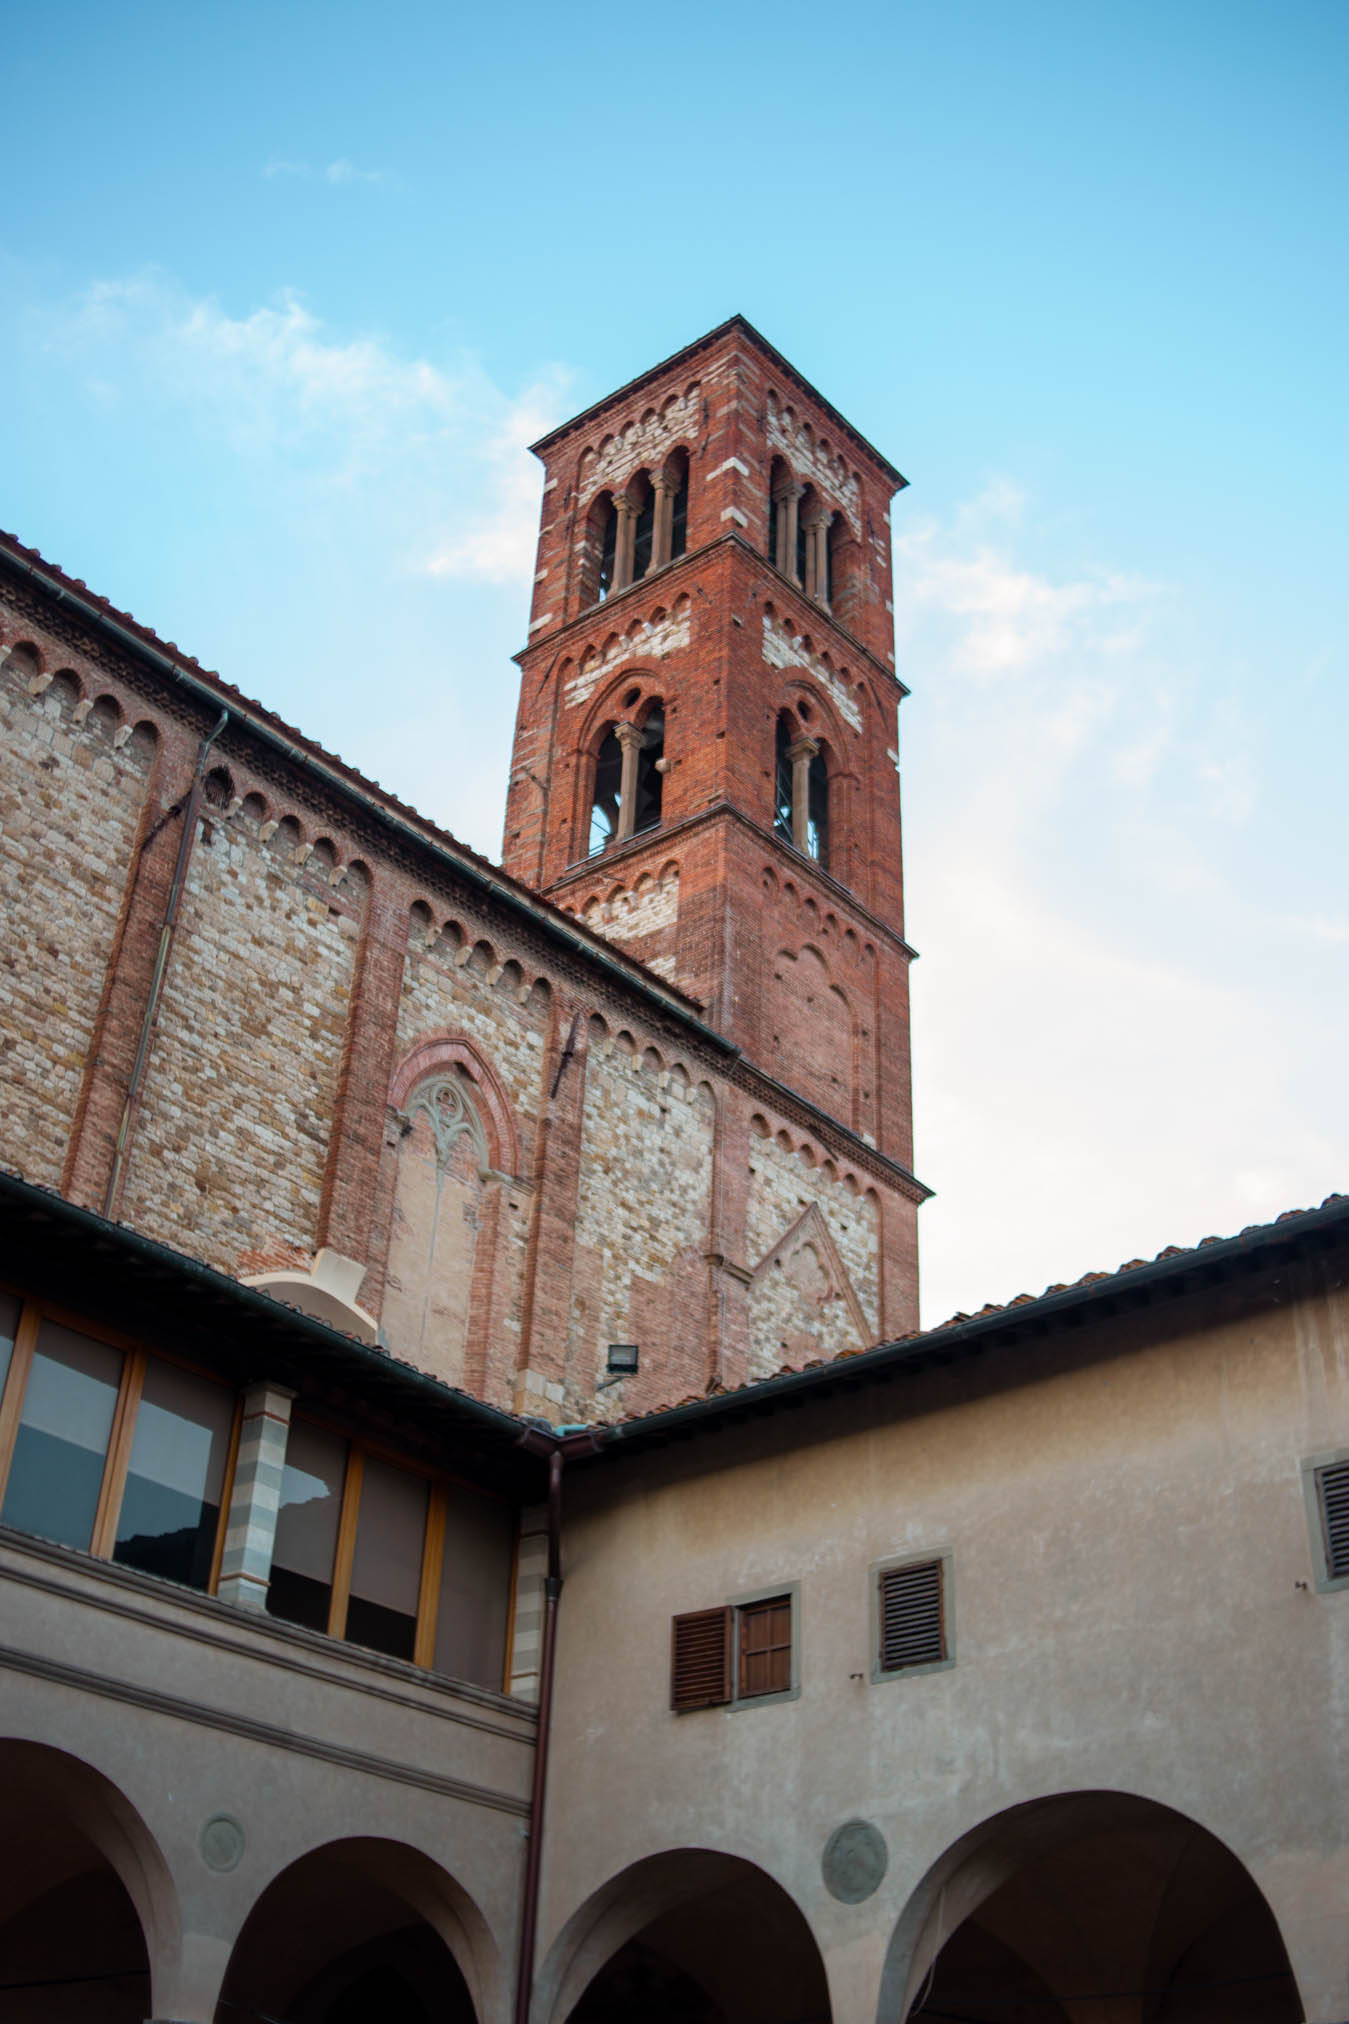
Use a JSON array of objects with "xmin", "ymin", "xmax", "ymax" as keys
[{"xmin": 382, "ymin": 1038, "xmax": 524, "ymax": 1387}]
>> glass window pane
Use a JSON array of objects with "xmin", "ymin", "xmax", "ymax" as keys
[
  {"xmin": 1, "ymin": 1323, "xmax": 122, "ymax": 1550},
  {"xmin": 0, "ymin": 1292, "xmax": 20, "ymax": 1404},
  {"xmin": 346, "ymin": 1455, "xmax": 428, "ymax": 1662},
  {"xmin": 267, "ymin": 1421, "xmax": 347, "ymax": 1634},
  {"xmin": 113, "ymin": 1358, "xmax": 233, "ymax": 1590},
  {"xmin": 433, "ymin": 1487, "xmax": 514, "ymax": 1688}
]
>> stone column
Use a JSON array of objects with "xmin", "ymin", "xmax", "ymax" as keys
[
  {"xmin": 788, "ymin": 733, "xmax": 820, "ymax": 856},
  {"xmin": 803, "ymin": 505, "xmax": 832, "ymax": 604},
  {"xmin": 613, "ymin": 498, "xmax": 639, "ymax": 593},
  {"xmin": 614, "ymin": 721, "xmax": 644, "ymax": 843},
  {"xmin": 773, "ymin": 480, "xmax": 804, "ymax": 581},
  {"xmin": 650, "ymin": 471, "xmax": 678, "ymax": 571},
  {"xmin": 216, "ymin": 1381, "xmax": 296, "ymax": 1610}
]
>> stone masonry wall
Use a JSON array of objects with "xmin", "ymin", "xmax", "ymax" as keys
[
  {"xmin": 745, "ymin": 1116, "xmax": 881, "ymax": 1379},
  {"xmin": 569, "ymin": 1030, "xmax": 714, "ymax": 1417},
  {"xmin": 395, "ymin": 920, "xmax": 549, "ymax": 1139},
  {"xmin": 0, "ymin": 637, "xmax": 156, "ymax": 1189},
  {"xmin": 120, "ymin": 803, "xmax": 359, "ymax": 1274}
]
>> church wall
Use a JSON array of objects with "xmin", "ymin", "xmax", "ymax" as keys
[
  {"xmin": 0, "ymin": 634, "xmax": 157, "ymax": 1189},
  {"xmin": 0, "ymin": 551, "xmax": 922, "ymax": 1420},
  {"xmin": 381, "ymin": 917, "xmax": 549, "ymax": 1398},
  {"xmin": 569, "ymin": 1030, "xmax": 715, "ymax": 1416},
  {"xmin": 745, "ymin": 1120, "xmax": 881, "ymax": 1376},
  {"xmin": 394, "ymin": 919, "xmax": 549, "ymax": 1143},
  {"xmin": 119, "ymin": 801, "xmax": 360, "ymax": 1274}
]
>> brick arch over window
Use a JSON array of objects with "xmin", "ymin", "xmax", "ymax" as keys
[
  {"xmin": 382, "ymin": 1038, "xmax": 525, "ymax": 1392},
  {"xmin": 389, "ymin": 1035, "xmax": 521, "ymax": 1180}
]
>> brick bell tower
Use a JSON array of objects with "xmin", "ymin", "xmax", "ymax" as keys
[{"xmin": 502, "ymin": 317, "xmax": 918, "ymax": 1186}]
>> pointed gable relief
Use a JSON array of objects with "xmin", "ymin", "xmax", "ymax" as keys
[{"xmin": 747, "ymin": 1201, "xmax": 871, "ymax": 1379}]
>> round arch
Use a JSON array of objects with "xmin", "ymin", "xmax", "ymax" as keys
[
  {"xmin": 879, "ymin": 1789, "xmax": 1303, "ymax": 2024},
  {"xmin": 216, "ymin": 1835, "xmax": 498, "ymax": 2024},
  {"xmin": 574, "ymin": 662, "xmax": 668, "ymax": 764},
  {"xmin": 537, "ymin": 1846, "xmax": 830, "ymax": 2024},
  {"xmin": 0, "ymin": 1737, "xmax": 180, "ymax": 2022}
]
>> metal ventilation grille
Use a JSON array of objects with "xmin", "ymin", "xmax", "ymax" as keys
[
  {"xmin": 879, "ymin": 1559, "xmax": 945, "ymax": 1671},
  {"xmin": 1317, "ymin": 1461, "xmax": 1349, "ymax": 1580},
  {"xmin": 671, "ymin": 1605, "xmax": 732, "ymax": 1710}
]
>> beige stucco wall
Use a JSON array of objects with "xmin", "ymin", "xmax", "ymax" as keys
[
  {"xmin": 0, "ymin": 1529, "xmax": 535, "ymax": 2024},
  {"xmin": 540, "ymin": 1255, "xmax": 1349, "ymax": 2023}
]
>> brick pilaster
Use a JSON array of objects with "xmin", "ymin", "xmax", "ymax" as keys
[
  {"xmin": 62, "ymin": 719, "xmax": 205, "ymax": 1212},
  {"xmin": 514, "ymin": 998, "xmax": 588, "ymax": 1418},
  {"xmin": 315, "ymin": 864, "xmax": 408, "ymax": 1268}
]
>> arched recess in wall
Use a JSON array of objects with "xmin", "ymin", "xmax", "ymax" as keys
[
  {"xmin": 0, "ymin": 1738, "xmax": 181, "ymax": 2023},
  {"xmin": 878, "ymin": 1789, "xmax": 1303, "ymax": 2024},
  {"xmin": 382, "ymin": 1039, "xmax": 520, "ymax": 1388},
  {"xmin": 217, "ymin": 1836, "xmax": 496, "ymax": 2024},
  {"xmin": 766, "ymin": 944, "xmax": 854, "ymax": 1121},
  {"xmin": 537, "ymin": 1847, "xmax": 830, "ymax": 2024}
]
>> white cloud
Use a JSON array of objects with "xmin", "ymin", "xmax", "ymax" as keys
[
  {"xmin": 899, "ymin": 493, "xmax": 1348, "ymax": 1325},
  {"xmin": 897, "ymin": 521, "xmax": 1152, "ymax": 679},
  {"xmin": 262, "ymin": 159, "xmax": 390, "ymax": 186},
  {"xmin": 325, "ymin": 159, "xmax": 388, "ymax": 185},
  {"xmin": 43, "ymin": 276, "xmax": 567, "ymax": 584}
]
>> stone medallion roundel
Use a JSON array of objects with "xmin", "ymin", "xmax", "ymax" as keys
[
  {"xmin": 199, "ymin": 1813, "xmax": 246, "ymax": 1873},
  {"xmin": 821, "ymin": 1818, "xmax": 888, "ymax": 1903}
]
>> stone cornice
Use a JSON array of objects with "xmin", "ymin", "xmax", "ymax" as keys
[
  {"xmin": 528, "ymin": 315, "xmax": 906, "ymax": 490},
  {"xmin": 515, "ymin": 532, "xmax": 909, "ymax": 700}
]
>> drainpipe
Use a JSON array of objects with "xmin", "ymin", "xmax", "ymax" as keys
[
  {"xmin": 514, "ymin": 1442, "xmax": 564, "ymax": 2024},
  {"xmin": 103, "ymin": 710, "xmax": 229, "ymax": 1219}
]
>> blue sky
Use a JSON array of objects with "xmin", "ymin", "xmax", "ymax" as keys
[{"xmin": 5, "ymin": 1, "xmax": 1347, "ymax": 1324}]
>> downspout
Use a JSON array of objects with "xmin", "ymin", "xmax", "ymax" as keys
[
  {"xmin": 103, "ymin": 710, "xmax": 229, "ymax": 1218},
  {"xmin": 515, "ymin": 1442, "xmax": 564, "ymax": 2024}
]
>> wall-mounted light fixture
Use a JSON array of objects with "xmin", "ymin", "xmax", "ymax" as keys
[{"xmin": 597, "ymin": 1343, "xmax": 639, "ymax": 1390}]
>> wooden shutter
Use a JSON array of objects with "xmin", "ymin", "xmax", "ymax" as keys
[
  {"xmin": 1317, "ymin": 1461, "xmax": 1349, "ymax": 1581},
  {"xmin": 878, "ymin": 1559, "xmax": 945, "ymax": 1671},
  {"xmin": 738, "ymin": 1594, "xmax": 793, "ymax": 1699},
  {"xmin": 671, "ymin": 1606, "xmax": 732, "ymax": 1711}
]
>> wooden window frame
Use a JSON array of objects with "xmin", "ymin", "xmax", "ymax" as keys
[
  {"xmin": 729, "ymin": 1583, "xmax": 799, "ymax": 1709},
  {"xmin": 868, "ymin": 1549, "xmax": 955, "ymax": 1685},
  {"xmin": 1302, "ymin": 1448, "xmax": 1349, "ymax": 1593},
  {"xmin": 279, "ymin": 1409, "xmax": 516, "ymax": 1686},
  {"xmin": 0, "ymin": 1290, "xmax": 242, "ymax": 1594},
  {"xmin": 670, "ymin": 1584, "xmax": 801, "ymax": 1715}
]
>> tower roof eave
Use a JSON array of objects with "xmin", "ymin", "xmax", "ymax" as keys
[{"xmin": 529, "ymin": 315, "xmax": 909, "ymax": 492}]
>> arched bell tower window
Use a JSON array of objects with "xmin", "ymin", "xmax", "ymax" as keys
[
  {"xmin": 767, "ymin": 464, "xmax": 837, "ymax": 611},
  {"xmin": 773, "ymin": 710, "xmax": 828, "ymax": 869},
  {"xmin": 629, "ymin": 473, "xmax": 656, "ymax": 584},
  {"xmin": 587, "ymin": 492, "xmax": 619, "ymax": 603},
  {"xmin": 585, "ymin": 452, "xmax": 691, "ymax": 608},
  {"xmin": 588, "ymin": 704, "xmax": 666, "ymax": 854},
  {"xmin": 661, "ymin": 450, "xmax": 689, "ymax": 566},
  {"xmin": 590, "ymin": 726, "xmax": 623, "ymax": 853},
  {"xmin": 632, "ymin": 705, "xmax": 665, "ymax": 835}
]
